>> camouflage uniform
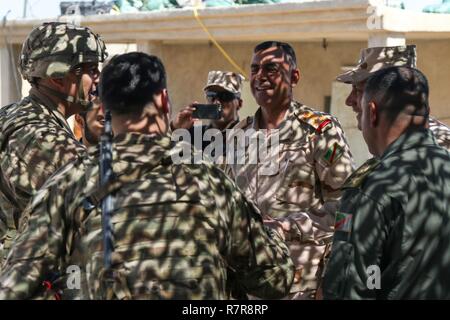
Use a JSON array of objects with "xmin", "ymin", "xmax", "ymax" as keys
[
  {"xmin": 323, "ymin": 128, "xmax": 450, "ymax": 299},
  {"xmin": 428, "ymin": 117, "xmax": 450, "ymax": 150},
  {"xmin": 0, "ymin": 94, "xmax": 85, "ymax": 264},
  {"xmin": 203, "ymin": 70, "xmax": 244, "ymax": 96},
  {"xmin": 226, "ymin": 101, "xmax": 355, "ymax": 299},
  {"xmin": 0, "ymin": 133, "xmax": 295, "ymax": 300},
  {"xmin": 337, "ymin": 45, "xmax": 450, "ymax": 151},
  {"xmin": 0, "ymin": 22, "xmax": 107, "ymax": 266}
]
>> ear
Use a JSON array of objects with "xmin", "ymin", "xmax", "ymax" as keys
[
  {"xmin": 48, "ymin": 78, "xmax": 65, "ymax": 90},
  {"xmin": 345, "ymin": 86, "xmax": 357, "ymax": 107},
  {"xmin": 290, "ymin": 68, "xmax": 300, "ymax": 88},
  {"xmin": 74, "ymin": 114, "xmax": 85, "ymax": 129},
  {"xmin": 369, "ymin": 101, "xmax": 378, "ymax": 127},
  {"xmin": 100, "ymin": 103, "xmax": 106, "ymax": 115},
  {"xmin": 237, "ymin": 98, "xmax": 243, "ymax": 111},
  {"xmin": 161, "ymin": 89, "xmax": 170, "ymax": 115}
]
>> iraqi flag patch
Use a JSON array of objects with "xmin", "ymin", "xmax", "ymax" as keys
[
  {"xmin": 335, "ymin": 211, "xmax": 353, "ymax": 233},
  {"xmin": 323, "ymin": 142, "xmax": 344, "ymax": 165}
]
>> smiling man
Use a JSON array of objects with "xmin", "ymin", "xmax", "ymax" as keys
[
  {"xmin": 0, "ymin": 22, "xmax": 107, "ymax": 268},
  {"xmin": 338, "ymin": 45, "xmax": 450, "ymax": 150},
  {"xmin": 171, "ymin": 70, "xmax": 244, "ymax": 157},
  {"xmin": 75, "ymin": 100, "xmax": 105, "ymax": 149},
  {"xmin": 323, "ymin": 66, "xmax": 450, "ymax": 299},
  {"xmin": 225, "ymin": 41, "xmax": 355, "ymax": 299}
]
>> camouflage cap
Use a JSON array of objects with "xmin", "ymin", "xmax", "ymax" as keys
[
  {"xmin": 336, "ymin": 45, "xmax": 417, "ymax": 84},
  {"xmin": 19, "ymin": 22, "xmax": 108, "ymax": 81},
  {"xmin": 203, "ymin": 71, "xmax": 244, "ymax": 95}
]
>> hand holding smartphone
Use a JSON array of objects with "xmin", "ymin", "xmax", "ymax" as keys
[{"xmin": 192, "ymin": 104, "xmax": 222, "ymax": 120}]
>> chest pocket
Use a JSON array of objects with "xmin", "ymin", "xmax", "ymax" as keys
[{"xmin": 274, "ymin": 139, "xmax": 318, "ymax": 213}]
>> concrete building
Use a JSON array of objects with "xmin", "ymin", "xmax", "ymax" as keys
[{"xmin": 1, "ymin": 0, "xmax": 450, "ymax": 165}]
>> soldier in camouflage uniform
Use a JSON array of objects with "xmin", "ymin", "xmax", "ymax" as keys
[
  {"xmin": 171, "ymin": 70, "xmax": 244, "ymax": 158},
  {"xmin": 338, "ymin": 45, "xmax": 450, "ymax": 150},
  {"xmin": 0, "ymin": 52, "xmax": 294, "ymax": 300},
  {"xmin": 225, "ymin": 41, "xmax": 355, "ymax": 299},
  {"xmin": 323, "ymin": 67, "xmax": 450, "ymax": 299},
  {"xmin": 0, "ymin": 22, "xmax": 107, "ymax": 267}
]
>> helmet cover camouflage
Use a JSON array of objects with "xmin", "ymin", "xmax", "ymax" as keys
[
  {"xmin": 336, "ymin": 45, "xmax": 417, "ymax": 84},
  {"xmin": 19, "ymin": 22, "xmax": 108, "ymax": 81},
  {"xmin": 203, "ymin": 71, "xmax": 244, "ymax": 95}
]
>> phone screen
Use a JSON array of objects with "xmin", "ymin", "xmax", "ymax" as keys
[{"xmin": 192, "ymin": 104, "xmax": 222, "ymax": 120}]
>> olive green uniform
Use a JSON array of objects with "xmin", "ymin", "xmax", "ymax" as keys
[{"xmin": 323, "ymin": 128, "xmax": 450, "ymax": 299}]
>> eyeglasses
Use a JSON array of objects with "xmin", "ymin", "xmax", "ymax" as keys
[
  {"xmin": 250, "ymin": 62, "xmax": 282, "ymax": 76},
  {"xmin": 205, "ymin": 91, "xmax": 238, "ymax": 103}
]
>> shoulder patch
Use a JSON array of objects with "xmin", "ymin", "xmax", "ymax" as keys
[
  {"xmin": 342, "ymin": 157, "xmax": 380, "ymax": 189},
  {"xmin": 296, "ymin": 108, "xmax": 334, "ymax": 134},
  {"xmin": 335, "ymin": 211, "xmax": 353, "ymax": 233},
  {"xmin": 316, "ymin": 119, "xmax": 333, "ymax": 134},
  {"xmin": 323, "ymin": 142, "xmax": 344, "ymax": 165}
]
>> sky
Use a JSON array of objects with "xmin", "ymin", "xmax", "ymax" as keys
[{"xmin": 0, "ymin": 0, "xmax": 444, "ymax": 20}]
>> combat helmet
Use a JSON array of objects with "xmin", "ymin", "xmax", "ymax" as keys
[{"xmin": 19, "ymin": 22, "xmax": 108, "ymax": 108}]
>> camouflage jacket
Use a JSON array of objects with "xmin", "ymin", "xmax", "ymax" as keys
[
  {"xmin": 0, "ymin": 133, "xmax": 294, "ymax": 300},
  {"xmin": 225, "ymin": 101, "xmax": 355, "ymax": 295},
  {"xmin": 0, "ymin": 89, "xmax": 85, "ymax": 264},
  {"xmin": 323, "ymin": 128, "xmax": 450, "ymax": 299},
  {"xmin": 429, "ymin": 117, "xmax": 450, "ymax": 151}
]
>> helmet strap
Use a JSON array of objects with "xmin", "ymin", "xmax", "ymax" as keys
[
  {"xmin": 38, "ymin": 74, "xmax": 93, "ymax": 111},
  {"xmin": 75, "ymin": 74, "xmax": 93, "ymax": 110}
]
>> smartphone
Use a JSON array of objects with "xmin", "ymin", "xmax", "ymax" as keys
[{"xmin": 192, "ymin": 104, "xmax": 222, "ymax": 120}]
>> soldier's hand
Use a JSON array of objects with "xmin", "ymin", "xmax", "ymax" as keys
[{"xmin": 171, "ymin": 104, "xmax": 198, "ymax": 130}]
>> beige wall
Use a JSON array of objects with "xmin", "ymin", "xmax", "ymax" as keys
[{"xmin": 413, "ymin": 39, "xmax": 450, "ymax": 126}]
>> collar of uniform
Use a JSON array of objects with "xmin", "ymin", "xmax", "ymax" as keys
[
  {"xmin": 29, "ymin": 87, "xmax": 59, "ymax": 111},
  {"xmin": 28, "ymin": 87, "xmax": 74, "ymax": 136},
  {"xmin": 113, "ymin": 132, "xmax": 173, "ymax": 151},
  {"xmin": 224, "ymin": 118, "xmax": 240, "ymax": 131},
  {"xmin": 380, "ymin": 127, "xmax": 436, "ymax": 161},
  {"xmin": 252, "ymin": 101, "xmax": 302, "ymax": 143}
]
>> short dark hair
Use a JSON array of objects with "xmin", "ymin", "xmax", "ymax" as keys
[
  {"xmin": 99, "ymin": 52, "xmax": 167, "ymax": 115},
  {"xmin": 254, "ymin": 41, "xmax": 297, "ymax": 67},
  {"xmin": 364, "ymin": 66, "xmax": 429, "ymax": 123}
]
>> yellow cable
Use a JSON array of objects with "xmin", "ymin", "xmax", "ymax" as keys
[{"xmin": 193, "ymin": 7, "xmax": 248, "ymax": 80}]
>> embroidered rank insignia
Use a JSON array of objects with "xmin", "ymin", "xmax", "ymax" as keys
[
  {"xmin": 335, "ymin": 211, "xmax": 353, "ymax": 233},
  {"xmin": 342, "ymin": 157, "xmax": 381, "ymax": 189},
  {"xmin": 323, "ymin": 142, "xmax": 344, "ymax": 165},
  {"xmin": 296, "ymin": 108, "xmax": 333, "ymax": 134},
  {"xmin": 316, "ymin": 119, "xmax": 332, "ymax": 134}
]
